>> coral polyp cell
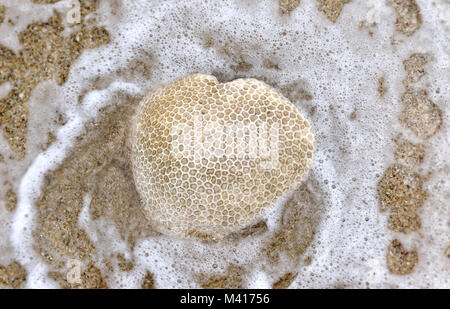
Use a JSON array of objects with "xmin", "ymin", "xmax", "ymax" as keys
[{"xmin": 131, "ymin": 74, "xmax": 315, "ymax": 240}]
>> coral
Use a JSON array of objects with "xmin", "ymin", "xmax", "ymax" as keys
[{"xmin": 132, "ymin": 74, "xmax": 315, "ymax": 240}]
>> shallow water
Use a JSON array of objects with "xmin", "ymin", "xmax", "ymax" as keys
[{"xmin": 0, "ymin": 0, "xmax": 448, "ymax": 288}]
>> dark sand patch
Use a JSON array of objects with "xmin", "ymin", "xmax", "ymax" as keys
[
  {"xmin": 388, "ymin": 211, "xmax": 421, "ymax": 234},
  {"xmin": 0, "ymin": 5, "xmax": 5, "ymax": 24},
  {"xmin": 263, "ymin": 59, "xmax": 281, "ymax": 71},
  {"xmin": 377, "ymin": 164, "xmax": 426, "ymax": 233},
  {"xmin": 399, "ymin": 89, "xmax": 442, "ymax": 139},
  {"xmin": 278, "ymin": 0, "xmax": 300, "ymax": 15},
  {"xmin": 316, "ymin": 0, "xmax": 351, "ymax": 23},
  {"xmin": 388, "ymin": 0, "xmax": 422, "ymax": 36},
  {"xmin": 227, "ymin": 221, "xmax": 268, "ymax": 240},
  {"xmin": 4, "ymin": 188, "xmax": 17, "ymax": 212},
  {"xmin": 200, "ymin": 264, "xmax": 245, "ymax": 289},
  {"xmin": 0, "ymin": 261, "xmax": 27, "ymax": 288},
  {"xmin": 0, "ymin": 7, "xmax": 109, "ymax": 159},
  {"xmin": 272, "ymin": 271, "xmax": 298, "ymax": 289},
  {"xmin": 141, "ymin": 271, "xmax": 155, "ymax": 289},
  {"xmin": 386, "ymin": 239, "xmax": 418, "ymax": 275},
  {"xmin": 116, "ymin": 253, "xmax": 134, "ymax": 272},
  {"xmin": 403, "ymin": 53, "xmax": 430, "ymax": 86},
  {"xmin": 377, "ymin": 77, "xmax": 387, "ymax": 98},
  {"xmin": 265, "ymin": 184, "xmax": 321, "ymax": 265},
  {"xmin": 393, "ymin": 134, "xmax": 425, "ymax": 169}
]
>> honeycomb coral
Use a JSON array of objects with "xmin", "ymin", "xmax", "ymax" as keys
[{"xmin": 131, "ymin": 74, "xmax": 315, "ymax": 240}]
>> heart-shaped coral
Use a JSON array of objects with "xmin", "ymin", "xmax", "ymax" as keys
[{"xmin": 132, "ymin": 74, "xmax": 314, "ymax": 240}]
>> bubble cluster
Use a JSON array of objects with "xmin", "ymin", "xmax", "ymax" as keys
[{"xmin": 132, "ymin": 74, "xmax": 314, "ymax": 240}]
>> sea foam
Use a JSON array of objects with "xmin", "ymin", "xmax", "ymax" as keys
[{"xmin": 0, "ymin": 0, "xmax": 448, "ymax": 288}]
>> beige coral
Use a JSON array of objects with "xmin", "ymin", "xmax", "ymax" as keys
[{"xmin": 131, "ymin": 74, "xmax": 314, "ymax": 240}]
